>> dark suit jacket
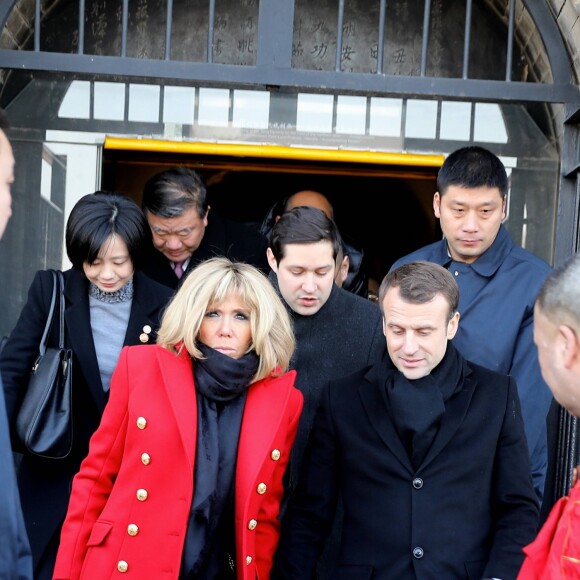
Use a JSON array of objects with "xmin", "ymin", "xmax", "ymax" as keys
[
  {"xmin": 0, "ymin": 268, "xmax": 172, "ymax": 573},
  {"xmin": 141, "ymin": 211, "xmax": 270, "ymax": 289},
  {"xmin": 273, "ymin": 355, "xmax": 540, "ymax": 580}
]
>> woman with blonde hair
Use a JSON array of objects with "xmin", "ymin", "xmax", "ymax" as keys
[{"xmin": 53, "ymin": 256, "xmax": 303, "ymax": 580}]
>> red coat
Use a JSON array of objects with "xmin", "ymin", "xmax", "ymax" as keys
[
  {"xmin": 519, "ymin": 481, "xmax": 580, "ymax": 579},
  {"xmin": 53, "ymin": 345, "xmax": 303, "ymax": 580}
]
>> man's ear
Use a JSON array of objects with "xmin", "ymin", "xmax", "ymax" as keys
[
  {"xmin": 447, "ymin": 311, "xmax": 460, "ymax": 340},
  {"xmin": 266, "ymin": 247, "xmax": 278, "ymax": 272},
  {"xmin": 433, "ymin": 192, "xmax": 441, "ymax": 219},
  {"xmin": 560, "ymin": 325, "xmax": 579, "ymax": 369},
  {"xmin": 337, "ymin": 255, "xmax": 349, "ymax": 285}
]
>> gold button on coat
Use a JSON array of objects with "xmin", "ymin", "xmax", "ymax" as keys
[
  {"xmin": 248, "ymin": 519, "xmax": 257, "ymax": 530},
  {"xmin": 127, "ymin": 524, "xmax": 138, "ymax": 536},
  {"xmin": 141, "ymin": 453, "xmax": 151, "ymax": 465},
  {"xmin": 256, "ymin": 483, "xmax": 267, "ymax": 494},
  {"xmin": 271, "ymin": 449, "xmax": 281, "ymax": 461},
  {"xmin": 117, "ymin": 560, "xmax": 128, "ymax": 573},
  {"xmin": 136, "ymin": 489, "xmax": 148, "ymax": 501},
  {"xmin": 246, "ymin": 556, "xmax": 252, "ymax": 565},
  {"xmin": 136, "ymin": 417, "xmax": 147, "ymax": 429}
]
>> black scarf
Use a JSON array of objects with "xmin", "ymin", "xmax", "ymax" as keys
[
  {"xmin": 385, "ymin": 342, "xmax": 464, "ymax": 469},
  {"xmin": 180, "ymin": 343, "xmax": 259, "ymax": 579}
]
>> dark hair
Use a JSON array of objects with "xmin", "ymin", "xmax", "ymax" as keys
[
  {"xmin": 0, "ymin": 108, "xmax": 10, "ymax": 130},
  {"xmin": 66, "ymin": 191, "xmax": 150, "ymax": 269},
  {"xmin": 268, "ymin": 206, "xmax": 343, "ymax": 265},
  {"xmin": 379, "ymin": 261, "xmax": 459, "ymax": 319},
  {"xmin": 142, "ymin": 166, "xmax": 208, "ymax": 219},
  {"xmin": 437, "ymin": 146, "xmax": 508, "ymax": 198}
]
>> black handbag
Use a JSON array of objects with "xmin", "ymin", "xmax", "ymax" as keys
[{"xmin": 15, "ymin": 269, "xmax": 73, "ymax": 459}]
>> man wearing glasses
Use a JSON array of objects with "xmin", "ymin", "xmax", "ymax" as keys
[{"xmin": 141, "ymin": 166, "xmax": 270, "ymax": 289}]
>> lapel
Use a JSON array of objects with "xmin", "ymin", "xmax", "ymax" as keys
[
  {"xmin": 64, "ymin": 271, "xmax": 171, "ymax": 413},
  {"xmin": 359, "ymin": 360, "xmax": 477, "ymax": 473},
  {"xmin": 235, "ymin": 371, "xmax": 295, "ymax": 507},
  {"xmin": 418, "ymin": 364, "xmax": 476, "ymax": 471},
  {"xmin": 156, "ymin": 346, "xmax": 197, "ymax": 471},
  {"xmin": 123, "ymin": 272, "xmax": 170, "ymax": 346},
  {"xmin": 63, "ymin": 269, "xmax": 108, "ymax": 412},
  {"xmin": 359, "ymin": 364, "xmax": 413, "ymax": 472}
]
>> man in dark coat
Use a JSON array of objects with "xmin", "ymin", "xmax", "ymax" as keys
[
  {"xmin": 141, "ymin": 166, "xmax": 269, "ymax": 289},
  {"xmin": 0, "ymin": 107, "xmax": 33, "ymax": 579},
  {"xmin": 267, "ymin": 206, "xmax": 386, "ymax": 578},
  {"xmin": 272, "ymin": 261, "xmax": 539, "ymax": 580}
]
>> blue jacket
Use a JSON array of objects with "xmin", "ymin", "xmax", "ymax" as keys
[{"xmin": 390, "ymin": 224, "xmax": 553, "ymax": 502}]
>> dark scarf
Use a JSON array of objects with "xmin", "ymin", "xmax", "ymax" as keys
[
  {"xmin": 180, "ymin": 343, "xmax": 259, "ymax": 579},
  {"xmin": 385, "ymin": 342, "xmax": 464, "ymax": 469}
]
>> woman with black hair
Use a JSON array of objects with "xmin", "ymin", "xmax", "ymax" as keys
[{"xmin": 0, "ymin": 191, "xmax": 173, "ymax": 580}]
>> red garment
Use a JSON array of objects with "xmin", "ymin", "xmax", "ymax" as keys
[
  {"xmin": 519, "ymin": 481, "xmax": 580, "ymax": 579},
  {"xmin": 53, "ymin": 345, "xmax": 303, "ymax": 580}
]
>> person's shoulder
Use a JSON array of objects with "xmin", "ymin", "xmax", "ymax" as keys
[
  {"xmin": 326, "ymin": 363, "xmax": 377, "ymax": 398},
  {"xmin": 335, "ymin": 286, "xmax": 382, "ymax": 319},
  {"xmin": 123, "ymin": 343, "xmax": 180, "ymax": 364},
  {"xmin": 134, "ymin": 271, "xmax": 174, "ymax": 299},
  {"xmin": 251, "ymin": 370, "xmax": 303, "ymax": 406},
  {"xmin": 390, "ymin": 240, "xmax": 445, "ymax": 271},
  {"xmin": 212, "ymin": 211, "xmax": 268, "ymax": 241},
  {"xmin": 261, "ymin": 369, "xmax": 297, "ymax": 388},
  {"xmin": 506, "ymin": 244, "xmax": 552, "ymax": 276},
  {"xmin": 465, "ymin": 358, "xmax": 513, "ymax": 392}
]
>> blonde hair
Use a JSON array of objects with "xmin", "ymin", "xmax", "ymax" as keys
[{"xmin": 157, "ymin": 257, "xmax": 295, "ymax": 381}]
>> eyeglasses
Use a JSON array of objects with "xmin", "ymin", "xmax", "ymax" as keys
[{"xmin": 151, "ymin": 226, "xmax": 195, "ymax": 239}]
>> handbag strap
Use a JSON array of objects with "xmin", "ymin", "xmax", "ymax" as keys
[
  {"xmin": 57, "ymin": 270, "xmax": 66, "ymax": 349},
  {"xmin": 38, "ymin": 270, "xmax": 58, "ymax": 357}
]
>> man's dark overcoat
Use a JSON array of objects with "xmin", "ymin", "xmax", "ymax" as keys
[{"xmin": 273, "ymin": 353, "xmax": 540, "ymax": 580}]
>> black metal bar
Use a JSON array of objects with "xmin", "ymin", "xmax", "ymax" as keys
[
  {"xmin": 124, "ymin": 83, "xmax": 130, "ymax": 122},
  {"xmin": 469, "ymin": 102, "xmax": 475, "ymax": 140},
  {"xmin": 0, "ymin": 50, "xmax": 576, "ymax": 104},
  {"xmin": 336, "ymin": 0, "xmax": 345, "ymax": 72},
  {"xmin": 377, "ymin": 0, "xmax": 387, "ymax": 74},
  {"xmin": 506, "ymin": 0, "xmax": 515, "ymax": 81},
  {"xmin": 121, "ymin": 0, "xmax": 129, "ymax": 58},
  {"xmin": 0, "ymin": 0, "xmax": 17, "ymax": 29},
  {"xmin": 463, "ymin": 0, "xmax": 472, "ymax": 79},
  {"xmin": 522, "ymin": 0, "xmax": 574, "ymax": 84},
  {"xmin": 257, "ymin": 0, "xmax": 294, "ymax": 68},
  {"xmin": 78, "ymin": 0, "xmax": 85, "ymax": 55},
  {"xmin": 365, "ymin": 96, "xmax": 371, "ymax": 135},
  {"xmin": 34, "ymin": 0, "xmax": 40, "ymax": 52},
  {"xmin": 420, "ymin": 0, "xmax": 431, "ymax": 76},
  {"xmin": 208, "ymin": 0, "xmax": 215, "ymax": 64},
  {"xmin": 165, "ymin": 0, "xmax": 173, "ymax": 61}
]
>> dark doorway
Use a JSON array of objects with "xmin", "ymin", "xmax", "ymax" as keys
[{"xmin": 101, "ymin": 148, "xmax": 440, "ymax": 286}]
